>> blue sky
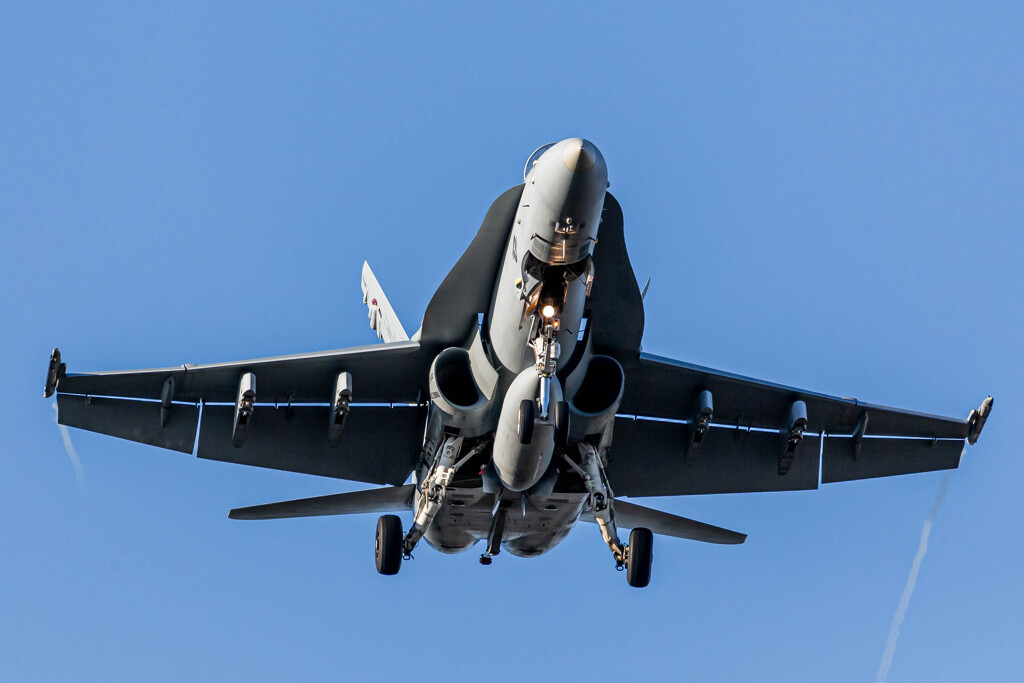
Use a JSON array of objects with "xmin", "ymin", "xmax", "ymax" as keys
[{"xmin": 3, "ymin": 3, "xmax": 1022, "ymax": 681}]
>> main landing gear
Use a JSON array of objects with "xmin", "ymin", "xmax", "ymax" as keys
[
  {"xmin": 374, "ymin": 435, "xmax": 485, "ymax": 575},
  {"xmin": 626, "ymin": 527, "xmax": 653, "ymax": 588},
  {"xmin": 565, "ymin": 443, "xmax": 654, "ymax": 588},
  {"xmin": 375, "ymin": 514, "xmax": 403, "ymax": 575}
]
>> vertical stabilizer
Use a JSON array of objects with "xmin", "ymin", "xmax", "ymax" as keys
[{"xmin": 361, "ymin": 262, "xmax": 410, "ymax": 343}]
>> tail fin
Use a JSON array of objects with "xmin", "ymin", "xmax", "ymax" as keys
[{"xmin": 361, "ymin": 261, "xmax": 410, "ymax": 343}]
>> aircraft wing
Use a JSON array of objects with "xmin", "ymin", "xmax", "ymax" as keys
[
  {"xmin": 608, "ymin": 352, "xmax": 983, "ymax": 497},
  {"xmin": 46, "ymin": 184, "xmax": 527, "ymax": 487},
  {"xmin": 53, "ymin": 341, "xmax": 430, "ymax": 485}
]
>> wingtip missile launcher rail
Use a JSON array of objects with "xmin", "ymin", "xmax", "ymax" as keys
[
  {"xmin": 967, "ymin": 396, "xmax": 994, "ymax": 446},
  {"xmin": 44, "ymin": 347, "xmax": 65, "ymax": 399}
]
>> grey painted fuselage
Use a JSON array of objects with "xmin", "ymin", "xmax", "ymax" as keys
[{"xmin": 418, "ymin": 138, "xmax": 615, "ymax": 558}]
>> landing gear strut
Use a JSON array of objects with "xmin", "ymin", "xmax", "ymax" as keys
[
  {"xmin": 529, "ymin": 321, "xmax": 561, "ymax": 419},
  {"xmin": 402, "ymin": 436, "xmax": 463, "ymax": 558},
  {"xmin": 400, "ymin": 436, "xmax": 484, "ymax": 560},
  {"xmin": 566, "ymin": 443, "xmax": 654, "ymax": 588}
]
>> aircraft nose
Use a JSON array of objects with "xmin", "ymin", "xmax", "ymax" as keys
[{"xmin": 562, "ymin": 138, "xmax": 599, "ymax": 173}]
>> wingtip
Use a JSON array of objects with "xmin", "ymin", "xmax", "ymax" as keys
[
  {"xmin": 715, "ymin": 530, "xmax": 747, "ymax": 545},
  {"xmin": 966, "ymin": 395, "xmax": 994, "ymax": 446},
  {"xmin": 44, "ymin": 347, "xmax": 65, "ymax": 398},
  {"xmin": 228, "ymin": 508, "xmax": 262, "ymax": 520}
]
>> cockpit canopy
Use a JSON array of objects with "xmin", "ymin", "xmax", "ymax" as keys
[{"xmin": 523, "ymin": 143, "xmax": 556, "ymax": 181}]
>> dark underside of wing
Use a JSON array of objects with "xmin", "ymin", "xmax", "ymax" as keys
[
  {"xmin": 564, "ymin": 192, "xmax": 972, "ymax": 496},
  {"xmin": 197, "ymin": 404, "xmax": 423, "ymax": 484},
  {"xmin": 49, "ymin": 184, "xmax": 980, "ymax": 496},
  {"xmin": 56, "ymin": 342, "xmax": 430, "ymax": 485},
  {"xmin": 608, "ymin": 354, "xmax": 972, "ymax": 497}
]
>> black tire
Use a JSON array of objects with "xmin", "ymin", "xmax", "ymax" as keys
[
  {"xmin": 375, "ymin": 514, "xmax": 403, "ymax": 575},
  {"xmin": 626, "ymin": 527, "xmax": 653, "ymax": 588},
  {"xmin": 518, "ymin": 399, "xmax": 535, "ymax": 445},
  {"xmin": 553, "ymin": 401, "xmax": 569, "ymax": 447}
]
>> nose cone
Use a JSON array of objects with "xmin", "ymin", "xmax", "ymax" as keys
[
  {"xmin": 561, "ymin": 138, "xmax": 601, "ymax": 174},
  {"xmin": 524, "ymin": 138, "xmax": 608, "ymax": 264}
]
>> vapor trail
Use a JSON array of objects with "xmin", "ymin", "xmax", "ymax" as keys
[
  {"xmin": 52, "ymin": 402, "xmax": 86, "ymax": 490},
  {"xmin": 875, "ymin": 471, "xmax": 952, "ymax": 683}
]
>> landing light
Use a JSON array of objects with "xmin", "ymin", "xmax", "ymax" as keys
[{"xmin": 541, "ymin": 304, "xmax": 556, "ymax": 319}]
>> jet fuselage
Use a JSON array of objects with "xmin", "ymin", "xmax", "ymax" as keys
[{"xmin": 416, "ymin": 138, "xmax": 618, "ymax": 558}]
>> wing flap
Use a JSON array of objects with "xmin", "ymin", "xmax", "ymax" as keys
[
  {"xmin": 56, "ymin": 394, "xmax": 199, "ymax": 454},
  {"xmin": 821, "ymin": 436, "xmax": 964, "ymax": 484},
  {"xmin": 606, "ymin": 417, "xmax": 820, "ymax": 497},
  {"xmin": 197, "ymin": 405, "xmax": 423, "ymax": 485}
]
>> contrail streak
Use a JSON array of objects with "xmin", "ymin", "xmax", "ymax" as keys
[
  {"xmin": 875, "ymin": 471, "xmax": 952, "ymax": 683},
  {"xmin": 52, "ymin": 402, "xmax": 86, "ymax": 490}
]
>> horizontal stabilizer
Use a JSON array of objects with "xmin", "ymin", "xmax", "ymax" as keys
[
  {"xmin": 583, "ymin": 500, "xmax": 746, "ymax": 545},
  {"xmin": 229, "ymin": 484, "xmax": 415, "ymax": 520}
]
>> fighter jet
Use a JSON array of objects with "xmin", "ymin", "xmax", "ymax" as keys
[{"xmin": 43, "ymin": 138, "xmax": 993, "ymax": 588}]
